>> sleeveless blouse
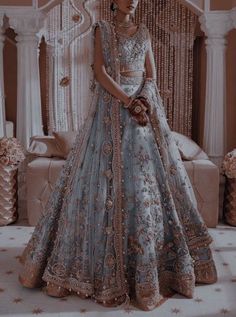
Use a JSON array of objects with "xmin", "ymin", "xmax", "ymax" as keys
[
  {"xmin": 116, "ymin": 23, "xmax": 150, "ymax": 73},
  {"xmin": 95, "ymin": 20, "xmax": 150, "ymax": 75}
]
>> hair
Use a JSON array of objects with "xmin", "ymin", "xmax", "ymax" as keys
[{"xmin": 110, "ymin": 2, "xmax": 116, "ymax": 11}]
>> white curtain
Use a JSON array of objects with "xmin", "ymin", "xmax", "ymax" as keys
[{"xmin": 46, "ymin": 0, "xmax": 99, "ymax": 133}]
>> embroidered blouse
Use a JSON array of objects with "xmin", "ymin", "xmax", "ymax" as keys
[{"xmin": 116, "ymin": 23, "xmax": 150, "ymax": 73}]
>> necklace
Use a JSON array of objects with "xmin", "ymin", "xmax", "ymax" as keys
[{"xmin": 114, "ymin": 18, "xmax": 134, "ymax": 29}]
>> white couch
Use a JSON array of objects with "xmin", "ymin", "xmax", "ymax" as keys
[{"xmin": 26, "ymin": 132, "xmax": 220, "ymax": 228}]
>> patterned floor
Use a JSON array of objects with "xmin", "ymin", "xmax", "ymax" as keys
[{"xmin": 0, "ymin": 221, "xmax": 236, "ymax": 317}]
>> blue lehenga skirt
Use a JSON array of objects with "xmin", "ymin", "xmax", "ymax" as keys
[{"xmin": 19, "ymin": 74, "xmax": 217, "ymax": 311}]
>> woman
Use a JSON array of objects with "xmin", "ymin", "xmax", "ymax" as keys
[{"xmin": 19, "ymin": 0, "xmax": 217, "ymax": 311}]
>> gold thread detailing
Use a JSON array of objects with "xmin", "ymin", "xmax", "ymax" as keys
[
  {"xmin": 169, "ymin": 164, "xmax": 177, "ymax": 176},
  {"xmin": 103, "ymin": 116, "xmax": 111, "ymax": 125},
  {"xmin": 18, "ymin": 259, "xmax": 48, "ymax": 289},
  {"xmin": 188, "ymin": 235, "xmax": 213, "ymax": 250},
  {"xmin": 158, "ymin": 271, "xmax": 195, "ymax": 299},
  {"xmin": 105, "ymin": 254, "xmax": 116, "ymax": 269},
  {"xmin": 43, "ymin": 282, "xmax": 69, "ymax": 298},
  {"xmin": 135, "ymin": 284, "xmax": 164, "ymax": 311},
  {"xmin": 42, "ymin": 270, "xmax": 127, "ymax": 303},
  {"xmin": 109, "ymin": 21, "xmax": 129, "ymax": 296},
  {"xmin": 102, "ymin": 141, "xmax": 113, "ymax": 156},
  {"xmin": 51, "ymin": 263, "xmax": 66, "ymax": 278},
  {"xmin": 120, "ymin": 74, "xmax": 144, "ymax": 86},
  {"xmin": 96, "ymin": 293, "xmax": 127, "ymax": 307},
  {"xmin": 103, "ymin": 92, "xmax": 112, "ymax": 103},
  {"xmin": 194, "ymin": 260, "xmax": 218, "ymax": 284},
  {"xmin": 149, "ymin": 113, "xmax": 169, "ymax": 169},
  {"xmin": 128, "ymin": 236, "xmax": 144, "ymax": 255}
]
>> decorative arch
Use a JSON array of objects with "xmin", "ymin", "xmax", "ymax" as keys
[
  {"xmin": 178, "ymin": 0, "xmax": 204, "ymax": 15},
  {"xmin": 37, "ymin": 0, "xmax": 204, "ymax": 15},
  {"xmin": 38, "ymin": 0, "xmax": 64, "ymax": 12}
]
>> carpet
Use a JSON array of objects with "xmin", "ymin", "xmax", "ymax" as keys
[{"xmin": 0, "ymin": 222, "xmax": 236, "ymax": 317}]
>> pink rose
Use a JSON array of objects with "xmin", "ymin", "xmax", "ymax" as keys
[{"xmin": 0, "ymin": 156, "xmax": 10, "ymax": 166}]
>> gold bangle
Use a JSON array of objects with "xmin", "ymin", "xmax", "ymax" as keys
[{"xmin": 123, "ymin": 97, "xmax": 134, "ymax": 109}]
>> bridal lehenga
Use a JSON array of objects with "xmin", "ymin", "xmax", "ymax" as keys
[{"xmin": 19, "ymin": 20, "xmax": 217, "ymax": 311}]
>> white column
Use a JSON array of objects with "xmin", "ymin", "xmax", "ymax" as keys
[
  {"xmin": 231, "ymin": 7, "xmax": 236, "ymax": 28},
  {"xmin": 204, "ymin": 0, "xmax": 210, "ymax": 12},
  {"xmin": 7, "ymin": 10, "xmax": 46, "ymax": 148},
  {"xmin": 199, "ymin": 12, "xmax": 232, "ymax": 168},
  {"xmin": 0, "ymin": 13, "xmax": 6, "ymax": 137}
]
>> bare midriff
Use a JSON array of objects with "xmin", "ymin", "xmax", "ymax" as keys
[{"xmin": 120, "ymin": 70, "xmax": 144, "ymax": 77}]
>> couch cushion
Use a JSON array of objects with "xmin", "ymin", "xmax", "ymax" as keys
[
  {"xmin": 26, "ymin": 157, "xmax": 219, "ymax": 228},
  {"xmin": 26, "ymin": 157, "xmax": 65, "ymax": 225},
  {"xmin": 172, "ymin": 131, "xmax": 209, "ymax": 161},
  {"xmin": 28, "ymin": 136, "xmax": 64, "ymax": 158},
  {"xmin": 184, "ymin": 159, "xmax": 219, "ymax": 227},
  {"xmin": 53, "ymin": 131, "xmax": 77, "ymax": 159},
  {"xmin": 29, "ymin": 131, "xmax": 207, "ymax": 161}
]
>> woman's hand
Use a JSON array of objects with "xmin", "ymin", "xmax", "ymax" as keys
[
  {"xmin": 127, "ymin": 98, "xmax": 150, "ymax": 126},
  {"xmin": 136, "ymin": 96, "xmax": 152, "ymax": 115}
]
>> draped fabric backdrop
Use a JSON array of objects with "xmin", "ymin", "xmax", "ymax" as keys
[{"xmin": 42, "ymin": 0, "xmax": 197, "ymax": 137}]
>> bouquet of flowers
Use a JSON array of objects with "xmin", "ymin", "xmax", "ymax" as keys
[
  {"xmin": 222, "ymin": 149, "xmax": 236, "ymax": 179},
  {"xmin": 0, "ymin": 137, "xmax": 25, "ymax": 167}
]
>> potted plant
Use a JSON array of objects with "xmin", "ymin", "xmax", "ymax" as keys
[{"xmin": 0, "ymin": 137, "xmax": 25, "ymax": 226}]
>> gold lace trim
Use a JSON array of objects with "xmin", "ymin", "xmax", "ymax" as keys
[{"xmin": 109, "ymin": 20, "xmax": 130, "ymax": 297}]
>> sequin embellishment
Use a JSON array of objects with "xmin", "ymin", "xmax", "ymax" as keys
[{"xmin": 105, "ymin": 197, "xmax": 113, "ymax": 210}]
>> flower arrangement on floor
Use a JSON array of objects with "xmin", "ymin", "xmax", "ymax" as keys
[
  {"xmin": 0, "ymin": 137, "xmax": 25, "ymax": 226},
  {"xmin": 222, "ymin": 149, "xmax": 236, "ymax": 226}
]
